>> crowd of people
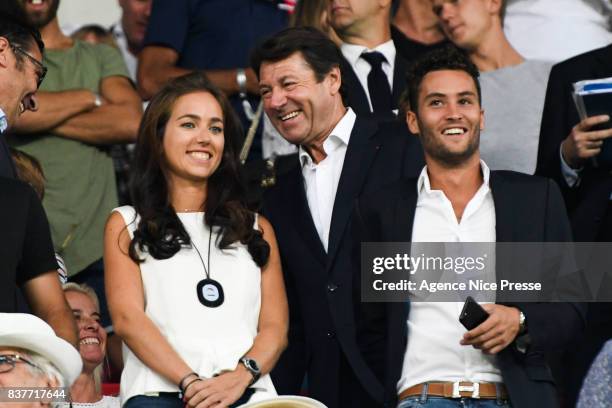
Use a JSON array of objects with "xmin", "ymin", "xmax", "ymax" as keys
[{"xmin": 1, "ymin": 0, "xmax": 611, "ymax": 407}]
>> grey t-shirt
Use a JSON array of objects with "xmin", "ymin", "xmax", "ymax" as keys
[{"xmin": 479, "ymin": 60, "xmax": 552, "ymax": 174}]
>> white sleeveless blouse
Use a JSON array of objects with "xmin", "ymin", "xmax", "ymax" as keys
[{"xmin": 114, "ymin": 206, "xmax": 276, "ymax": 405}]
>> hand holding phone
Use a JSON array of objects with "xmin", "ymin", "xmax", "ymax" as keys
[{"xmin": 459, "ymin": 296, "xmax": 489, "ymax": 330}]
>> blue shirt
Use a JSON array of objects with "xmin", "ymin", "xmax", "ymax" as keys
[
  {"xmin": 0, "ymin": 108, "xmax": 7, "ymax": 134},
  {"xmin": 144, "ymin": 0, "xmax": 288, "ymax": 159},
  {"xmin": 0, "ymin": 107, "xmax": 16, "ymax": 178}
]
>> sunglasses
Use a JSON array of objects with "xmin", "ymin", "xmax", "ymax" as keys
[{"xmin": 11, "ymin": 44, "xmax": 47, "ymax": 89}]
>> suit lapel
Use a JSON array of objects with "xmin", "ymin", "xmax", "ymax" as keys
[
  {"xmin": 393, "ymin": 184, "xmax": 418, "ymax": 243},
  {"xmin": 286, "ymin": 165, "xmax": 327, "ymax": 266},
  {"xmin": 392, "ymin": 54, "xmax": 408, "ymax": 108},
  {"xmin": 490, "ymin": 172, "xmax": 516, "ymax": 285},
  {"xmin": 490, "ymin": 172, "xmax": 514, "ymax": 243},
  {"xmin": 341, "ymin": 56, "xmax": 371, "ymax": 115},
  {"xmin": 326, "ymin": 118, "xmax": 380, "ymax": 268}
]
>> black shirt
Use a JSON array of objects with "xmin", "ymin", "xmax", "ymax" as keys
[
  {"xmin": 391, "ymin": 25, "xmax": 449, "ymax": 62},
  {"xmin": 0, "ymin": 177, "xmax": 57, "ymax": 312}
]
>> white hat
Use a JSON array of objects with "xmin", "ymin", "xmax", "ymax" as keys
[
  {"xmin": 238, "ymin": 396, "xmax": 328, "ymax": 408},
  {"xmin": 0, "ymin": 313, "xmax": 82, "ymax": 385}
]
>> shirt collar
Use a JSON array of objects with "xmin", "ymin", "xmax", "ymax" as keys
[
  {"xmin": 340, "ymin": 39, "xmax": 396, "ymax": 67},
  {"xmin": 299, "ymin": 107, "xmax": 356, "ymax": 167},
  {"xmin": 110, "ymin": 20, "xmax": 125, "ymax": 39},
  {"xmin": 0, "ymin": 108, "xmax": 7, "ymax": 134},
  {"xmin": 417, "ymin": 160, "xmax": 491, "ymax": 196}
]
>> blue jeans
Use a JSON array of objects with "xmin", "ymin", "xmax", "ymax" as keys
[
  {"xmin": 398, "ymin": 396, "xmax": 511, "ymax": 408},
  {"xmin": 124, "ymin": 394, "xmax": 183, "ymax": 408},
  {"xmin": 124, "ymin": 389, "xmax": 256, "ymax": 408}
]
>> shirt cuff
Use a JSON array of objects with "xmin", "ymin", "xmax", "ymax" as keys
[{"xmin": 560, "ymin": 145, "xmax": 582, "ymax": 187}]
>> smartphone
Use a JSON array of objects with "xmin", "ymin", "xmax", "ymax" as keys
[{"xmin": 459, "ymin": 296, "xmax": 489, "ymax": 330}]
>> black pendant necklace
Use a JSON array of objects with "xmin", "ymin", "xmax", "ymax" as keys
[{"xmin": 193, "ymin": 225, "xmax": 224, "ymax": 308}]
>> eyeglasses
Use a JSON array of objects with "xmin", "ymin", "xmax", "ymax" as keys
[
  {"xmin": 10, "ymin": 44, "xmax": 47, "ymax": 89},
  {"xmin": 0, "ymin": 353, "xmax": 41, "ymax": 374}
]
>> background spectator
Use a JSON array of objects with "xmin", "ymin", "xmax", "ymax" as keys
[
  {"xmin": 504, "ymin": 0, "xmax": 612, "ymax": 63},
  {"xmin": 110, "ymin": 0, "xmax": 151, "ymax": 82},
  {"xmin": 291, "ymin": 0, "xmax": 341, "ymax": 45},
  {"xmin": 9, "ymin": 0, "xmax": 142, "ymax": 332},
  {"xmin": 535, "ymin": 43, "xmax": 612, "ymax": 407},
  {"xmin": 62, "ymin": 283, "xmax": 120, "ymax": 408},
  {"xmin": 433, "ymin": 0, "xmax": 551, "ymax": 174},
  {"xmin": 71, "ymin": 24, "xmax": 117, "ymax": 48},
  {"xmin": 137, "ymin": 0, "xmax": 289, "ymax": 161},
  {"xmin": 10, "ymin": 147, "xmax": 45, "ymax": 199},
  {"xmin": 391, "ymin": 0, "xmax": 448, "ymax": 61},
  {"xmin": 330, "ymin": 0, "xmax": 408, "ymax": 117},
  {"xmin": 0, "ymin": 313, "xmax": 82, "ymax": 393},
  {"xmin": 577, "ymin": 340, "xmax": 612, "ymax": 408}
]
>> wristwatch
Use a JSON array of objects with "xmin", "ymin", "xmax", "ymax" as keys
[
  {"xmin": 518, "ymin": 310, "xmax": 527, "ymax": 334},
  {"xmin": 240, "ymin": 357, "xmax": 261, "ymax": 385}
]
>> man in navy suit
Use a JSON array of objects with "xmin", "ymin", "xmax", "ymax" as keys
[
  {"xmin": 355, "ymin": 46, "xmax": 585, "ymax": 408},
  {"xmin": 329, "ymin": 0, "xmax": 408, "ymax": 117},
  {"xmin": 536, "ymin": 43, "xmax": 612, "ymax": 407},
  {"xmin": 250, "ymin": 27, "xmax": 424, "ymax": 408}
]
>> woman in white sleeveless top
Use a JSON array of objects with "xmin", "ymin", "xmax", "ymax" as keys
[{"xmin": 104, "ymin": 73, "xmax": 288, "ymax": 408}]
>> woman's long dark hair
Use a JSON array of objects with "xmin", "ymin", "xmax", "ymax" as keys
[{"xmin": 128, "ymin": 72, "xmax": 269, "ymax": 267}]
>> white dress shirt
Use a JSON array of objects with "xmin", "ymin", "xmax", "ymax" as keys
[
  {"xmin": 299, "ymin": 108, "xmax": 356, "ymax": 251},
  {"xmin": 110, "ymin": 21, "xmax": 138, "ymax": 81},
  {"xmin": 397, "ymin": 161, "xmax": 503, "ymax": 394},
  {"xmin": 340, "ymin": 40, "xmax": 396, "ymax": 112}
]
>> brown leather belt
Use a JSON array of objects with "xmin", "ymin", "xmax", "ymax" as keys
[{"xmin": 399, "ymin": 382, "xmax": 509, "ymax": 400}]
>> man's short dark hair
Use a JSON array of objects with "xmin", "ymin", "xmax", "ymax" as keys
[
  {"xmin": 250, "ymin": 27, "xmax": 346, "ymax": 101},
  {"xmin": 0, "ymin": 9, "xmax": 44, "ymax": 58},
  {"xmin": 402, "ymin": 44, "xmax": 481, "ymax": 114},
  {"xmin": 500, "ymin": 0, "xmax": 508, "ymax": 25}
]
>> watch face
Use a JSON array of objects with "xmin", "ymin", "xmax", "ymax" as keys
[{"xmin": 247, "ymin": 358, "xmax": 259, "ymax": 372}]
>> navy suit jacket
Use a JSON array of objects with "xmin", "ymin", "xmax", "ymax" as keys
[
  {"xmin": 263, "ymin": 116, "xmax": 424, "ymax": 408},
  {"xmin": 536, "ymin": 43, "xmax": 612, "ymax": 241},
  {"xmin": 354, "ymin": 171, "xmax": 586, "ymax": 408}
]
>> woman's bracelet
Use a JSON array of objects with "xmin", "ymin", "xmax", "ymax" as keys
[
  {"xmin": 182, "ymin": 377, "xmax": 202, "ymax": 394},
  {"xmin": 178, "ymin": 371, "xmax": 199, "ymax": 393}
]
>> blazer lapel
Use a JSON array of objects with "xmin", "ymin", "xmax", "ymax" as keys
[
  {"xmin": 326, "ymin": 118, "xmax": 380, "ymax": 268},
  {"xmin": 286, "ymin": 165, "xmax": 327, "ymax": 266},
  {"xmin": 393, "ymin": 183, "xmax": 418, "ymax": 243},
  {"xmin": 490, "ymin": 172, "xmax": 514, "ymax": 243},
  {"xmin": 341, "ymin": 56, "xmax": 371, "ymax": 115},
  {"xmin": 392, "ymin": 54, "xmax": 408, "ymax": 109},
  {"xmin": 489, "ymin": 172, "xmax": 516, "ymax": 285}
]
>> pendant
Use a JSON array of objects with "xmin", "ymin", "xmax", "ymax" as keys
[{"xmin": 197, "ymin": 278, "xmax": 224, "ymax": 308}]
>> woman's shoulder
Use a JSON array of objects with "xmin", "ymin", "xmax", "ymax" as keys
[{"xmin": 107, "ymin": 205, "xmax": 138, "ymax": 237}]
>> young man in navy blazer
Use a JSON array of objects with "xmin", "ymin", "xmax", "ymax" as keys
[{"xmin": 355, "ymin": 46, "xmax": 585, "ymax": 408}]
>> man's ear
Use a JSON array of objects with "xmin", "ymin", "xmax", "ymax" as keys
[
  {"xmin": 0, "ymin": 37, "xmax": 10, "ymax": 68},
  {"xmin": 406, "ymin": 110, "xmax": 420, "ymax": 135},
  {"xmin": 480, "ymin": 109, "xmax": 485, "ymax": 131},
  {"xmin": 327, "ymin": 65, "xmax": 342, "ymax": 96},
  {"xmin": 488, "ymin": 0, "xmax": 503, "ymax": 18},
  {"xmin": 44, "ymin": 372, "xmax": 60, "ymax": 388}
]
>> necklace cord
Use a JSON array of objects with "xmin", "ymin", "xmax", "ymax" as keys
[{"xmin": 192, "ymin": 224, "xmax": 213, "ymax": 279}]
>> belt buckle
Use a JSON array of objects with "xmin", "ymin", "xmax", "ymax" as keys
[{"xmin": 452, "ymin": 381, "xmax": 480, "ymax": 399}]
